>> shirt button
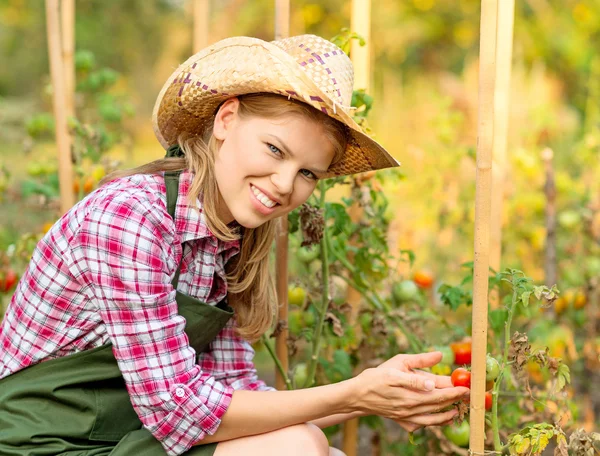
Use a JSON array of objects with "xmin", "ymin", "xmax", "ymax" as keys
[{"xmin": 175, "ymin": 387, "xmax": 186, "ymax": 398}]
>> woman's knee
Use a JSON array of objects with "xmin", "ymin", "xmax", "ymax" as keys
[
  {"xmin": 283, "ymin": 423, "xmax": 330, "ymax": 455},
  {"xmin": 213, "ymin": 423, "xmax": 330, "ymax": 456}
]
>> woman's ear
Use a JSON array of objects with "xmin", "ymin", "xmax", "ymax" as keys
[{"xmin": 213, "ymin": 98, "xmax": 240, "ymax": 141}]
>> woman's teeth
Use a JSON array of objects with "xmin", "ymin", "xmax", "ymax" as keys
[{"xmin": 252, "ymin": 185, "xmax": 277, "ymax": 208}]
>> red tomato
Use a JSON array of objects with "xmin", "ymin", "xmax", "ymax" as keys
[
  {"xmin": 1, "ymin": 269, "xmax": 18, "ymax": 293},
  {"xmin": 451, "ymin": 368, "xmax": 471, "ymax": 388},
  {"xmin": 451, "ymin": 341, "xmax": 472, "ymax": 365},
  {"xmin": 413, "ymin": 270, "xmax": 434, "ymax": 289},
  {"xmin": 485, "ymin": 391, "xmax": 493, "ymax": 410}
]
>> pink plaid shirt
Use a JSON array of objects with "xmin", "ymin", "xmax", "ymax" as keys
[{"xmin": 0, "ymin": 171, "xmax": 274, "ymax": 455}]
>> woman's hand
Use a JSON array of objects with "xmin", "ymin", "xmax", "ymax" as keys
[{"xmin": 348, "ymin": 351, "xmax": 468, "ymax": 431}]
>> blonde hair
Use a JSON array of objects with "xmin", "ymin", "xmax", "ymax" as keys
[{"xmin": 102, "ymin": 93, "xmax": 348, "ymax": 341}]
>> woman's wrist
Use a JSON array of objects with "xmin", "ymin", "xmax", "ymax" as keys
[{"xmin": 330, "ymin": 376, "xmax": 362, "ymax": 415}]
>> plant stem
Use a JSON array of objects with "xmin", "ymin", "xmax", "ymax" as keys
[
  {"xmin": 305, "ymin": 181, "xmax": 330, "ymax": 388},
  {"xmin": 262, "ymin": 335, "xmax": 293, "ymax": 390},
  {"xmin": 492, "ymin": 286, "xmax": 518, "ymax": 451}
]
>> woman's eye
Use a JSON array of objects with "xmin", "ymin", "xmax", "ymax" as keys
[
  {"xmin": 300, "ymin": 169, "xmax": 318, "ymax": 180},
  {"xmin": 267, "ymin": 143, "xmax": 282, "ymax": 156}
]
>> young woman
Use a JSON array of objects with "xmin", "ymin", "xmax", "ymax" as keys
[{"xmin": 0, "ymin": 35, "xmax": 469, "ymax": 456}]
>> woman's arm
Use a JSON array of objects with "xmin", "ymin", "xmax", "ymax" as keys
[
  {"xmin": 198, "ymin": 364, "xmax": 467, "ymax": 445},
  {"xmin": 199, "ymin": 380, "xmax": 355, "ymax": 444}
]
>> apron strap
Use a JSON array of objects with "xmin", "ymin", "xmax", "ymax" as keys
[{"xmin": 164, "ymin": 144, "xmax": 185, "ymax": 289}]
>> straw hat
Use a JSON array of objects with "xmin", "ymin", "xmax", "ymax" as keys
[{"xmin": 152, "ymin": 34, "xmax": 400, "ymax": 177}]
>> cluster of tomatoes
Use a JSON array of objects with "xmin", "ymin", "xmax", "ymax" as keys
[{"xmin": 438, "ymin": 340, "xmax": 501, "ymax": 448}]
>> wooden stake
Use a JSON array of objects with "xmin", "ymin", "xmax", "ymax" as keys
[
  {"xmin": 274, "ymin": 0, "xmax": 290, "ymax": 41},
  {"xmin": 193, "ymin": 0, "xmax": 210, "ymax": 53},
  {"xmin": 61, "ymin": 0, "xmax": 75, "ymax": 120},
  {"xmin": 350, "ymin": 0, "xmax": 371, "ymax": 91},
  {"xmin": 488, "ymin": 0, "xmax": 514, "ymax": 308},
  {"xmin": 274, "ymin": 0, "xmax": 290, "ymax": 391},
  {"xmin": 343, "ymin": 2, "xmax": 371, "ymax": 455},
  {"xmin": 542, "ymin": 148, "xmax": 557, "ymax": 288},
  {"xmin": 46, "ymin": 0, "xmax": 75, "ymax": 214},
  {"xmin": 470, "ymin": 0, "xmax": 498, "ymax": 453}
]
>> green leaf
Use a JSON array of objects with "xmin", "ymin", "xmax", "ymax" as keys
[
  {"xmin": 399, "ymin": 249, "xmax": 415, "ymax": 266},
  {"xmin": 489, "ymin": 308, "xmax": 508, "ymax": 334},
  {"xmin": 521, "ymin": 291, "xmax": 532, "ymax": 307},
  {"xmin": 557, "ymin": 364, "xmax": 571, "ymax": 392}
]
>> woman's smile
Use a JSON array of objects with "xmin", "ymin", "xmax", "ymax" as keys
[{"xmin": 249, "ymin": 183, "xmax": 281, "ymax": 215}]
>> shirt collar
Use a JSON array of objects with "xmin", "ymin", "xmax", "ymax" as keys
[{"xmin": 171, "ymin": 171, "xmax": 241, "ymax": 255}]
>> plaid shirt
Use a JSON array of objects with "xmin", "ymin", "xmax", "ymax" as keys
[{"xmin": 0, "ymin": 171, "xmax": 274, "ymax": 455}]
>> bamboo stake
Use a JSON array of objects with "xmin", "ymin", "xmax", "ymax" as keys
[
  {"xmin": 46, "ymin": 0, "xmax": 75, "ymax": 214},
  {"xmin": 193, "ymin": 0, "xmax": 209, "ymax": 52},
  {"xmin": 542, "ymin": 148, "xmax": 557, "ymax": 288},
  {"xmin": 61, "ymin": 0, "xmax": 75, "ymax": 120},
  {"xmin": 350, "ymin": 0, "xmax": 371, "ymax": 92},
  {"xmin": 274, "ymin": 0, "xmax": 290, "ymax": 391},
  {"xmin": 488, "ymin": 0, "xmax": 514, "ymax": 309},
  {"xmin": 469, "ymin": 0, "xmax": 498, "ymax": 453},
  {"xmin": 343, "ymin": 2, "xmax": 371, "ymax": 455},
  {"xmin": 274, "ymin": 0, "xmax": 290, "ymax": 40}
]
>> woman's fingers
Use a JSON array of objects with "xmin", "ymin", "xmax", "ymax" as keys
[
  {"xmin": 402, "ymin": 397, "xmax": 462, "ymax": 417},
  {"xmin": 384, "ymin": 368, "xmax": 437, "ymax": 392},
  {"xmin": 413, "ymin": 369, "xmax": 453, "ymax": 389},
  {"xmin": 397, "ymin": 421, "xmax": 422, "ymax": 433},
  {"xmin": 402, "ymin": 352, "xmax": 444, "ymax": 371},
  {"xmin": 398, "ymin": 408, "xmax": 458, "ymax": 427}
]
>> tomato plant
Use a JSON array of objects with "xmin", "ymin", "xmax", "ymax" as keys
[{"xmin": 450, "ymin": 367, "xmax": 471, "ymax": 388}]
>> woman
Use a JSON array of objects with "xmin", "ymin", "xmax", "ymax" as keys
[{"xmin": 0, "ymin": 35, "xmax": 469, "ymax": 456}]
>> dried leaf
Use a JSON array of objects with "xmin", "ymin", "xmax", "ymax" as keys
[
  {"xmin": 299, "ymin": 203, "xmax": 325, "ymax": 246},
  {"xmin": 271, "ymin": 319, "xmax": 287, "ymax": 338},
  {"xmin": 325, "ymin": 311, "xmax": 344, "ymax": 337}
]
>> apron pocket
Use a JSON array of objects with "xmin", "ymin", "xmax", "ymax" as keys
[{"xmin": 89, "ymin": 378, "xmax": 142, "ymax": 442}]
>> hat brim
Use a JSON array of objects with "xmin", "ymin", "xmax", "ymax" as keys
[{"xmin": 152, "ymin": 36, "xmax": 400, "ymax": 178}]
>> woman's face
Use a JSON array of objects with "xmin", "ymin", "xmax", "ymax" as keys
[{"xmin": 212, "ymin": 98, "xmax": 336, "ymax": 229}]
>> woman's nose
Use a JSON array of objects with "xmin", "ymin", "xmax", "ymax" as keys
[{"xmin": 271, "ymin": 166, "xmax": 296, "ymax": 197}]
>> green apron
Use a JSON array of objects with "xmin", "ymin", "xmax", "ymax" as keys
[{"xmin": 0, "ymin": 158, "xmax": 234, "ymax": 455}]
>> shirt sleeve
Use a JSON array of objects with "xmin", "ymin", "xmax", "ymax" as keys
[
  {"xmin": 64, "ymin": 189, "xmax": 234, "ymax": 456},
  {"xmin": 199, "ymin": 320, "xmax": 277, "ymax": 391}
]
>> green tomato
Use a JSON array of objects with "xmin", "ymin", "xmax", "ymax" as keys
[
  {"xmin": 485, "ymin": 354, "xmax": 500, "ymax": 381},
  {"xmin": 288, "ymin": 286, "xmax": 306, "ymax": 307},
  {"xmin": 296, "ymin": 245, "xmax": 320, "ymax": 264},
  {"xmin": 293, "ymin": 363, "xmax": 309, "ymax": 389},
  {"xmin": 431, "ymin": 363, "xmax": 452, "ymax": 376},
  {"xmin": 303, "ymin": 310, "xmax": 316, "ymax": 327},
  {"xmin": 27, "ymin": 163, "xmax": 45, "ymax": 177},
  {"xmin": 443, "ymin": 420, "xmax": 470, "ymax": 448},
  {"xmin": 584, "ymin": 257, "xmax": 600, "ymax": 277},
  {"xmin": 392, "ymin": 280, "xmax": 419, "ymax": 304},
  {"xmin": 558, "ymin": 210, "xmax": 581, "ymax": 230},
  {"xmin": 287, "ymin": 310, "xmax": 303, "ymax": 335},
  {"xmin": 437, "ymin": 346, "xmax": 455, "ymax": 366},
  {"xmin": 75, "ymin": 50, "xmax": 96, "ymax": 71}
]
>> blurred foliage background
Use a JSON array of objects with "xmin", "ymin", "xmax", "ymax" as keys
[{"xmin": 1, "ymin": 0, "xmax": 599, "ymax": 285}]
